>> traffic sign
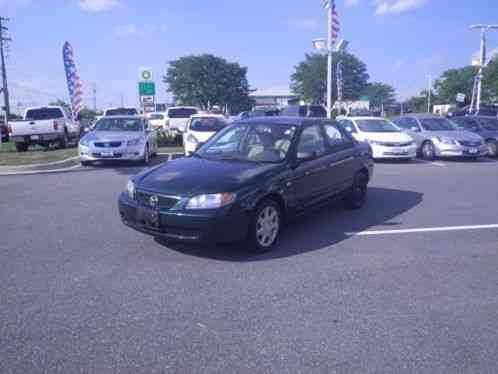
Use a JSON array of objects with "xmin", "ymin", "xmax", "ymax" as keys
[
  {"xmin": 139, "ymin": 82, "xmax": 156, "ymax": 96},
  {"xmin": 139, "ymin": 68, "xmax": 153, "ymax": 82}
]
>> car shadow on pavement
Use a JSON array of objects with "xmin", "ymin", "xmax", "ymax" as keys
[
  {"xmin": 154, "ymin": 187, "xmax": 423, "ymax": 262},
  {"xmin": 79, "ymin": 155, "xmax": 171, "ymax": 176}
]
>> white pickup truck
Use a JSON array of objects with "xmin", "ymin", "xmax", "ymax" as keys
[{"xmin": 9, "ymin": 106, "xmax": 79, "ymax": 152}]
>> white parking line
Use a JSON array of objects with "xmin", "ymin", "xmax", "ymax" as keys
[{"xmin": 345, "ymin": 224, "xmax": 498, "ymax": 237}]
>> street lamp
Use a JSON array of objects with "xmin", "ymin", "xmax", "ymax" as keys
[
  {"xmin": 470, "ymin": 24, "xmax": 498, "ymax": 112},
  {"xmin": 312, "ymin": 38, "xmax": 349, "ymax": 118}
]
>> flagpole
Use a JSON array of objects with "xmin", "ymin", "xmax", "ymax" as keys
[{"xmin": 327, "ymin": 4, "xmax": 333, "ymax": 119}]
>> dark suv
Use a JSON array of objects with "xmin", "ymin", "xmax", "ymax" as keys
[{"xmin": 450, "ymin": 116, "xmax": 498, "ymax": 157}]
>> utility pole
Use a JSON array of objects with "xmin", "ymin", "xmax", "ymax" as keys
[
  {"xmin": 92, "ymin": 83, "xmax": 97, "ymax": 112},
  {"xmin": 470, "ymin": 24, "xmax": 498, "ymax": 112},
  {"xmin": 0, "ymin": 17, "xmax": 11, "ymax": 120},
  {"xmin": 427, "ymin": 74, "xmax": 432, "ymax": 113},
  {"xmin": 326, "ymin": 5, "xmax": 333, "ymax": 119}
]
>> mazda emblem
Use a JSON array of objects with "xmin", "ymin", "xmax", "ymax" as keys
[{"xmin": 149, "ymin": 195, "xmax": 159, "ymax": 206}]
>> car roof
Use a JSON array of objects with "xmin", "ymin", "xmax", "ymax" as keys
[
  {"xmin": 100, "ymin": 115, "xmax": 143, "ymax": 120},
  {"xmin": 340, "ymin": 116, "xmax": 387, "ymax": 120},
  {"xmin": 398, "ymin": 113, "xmax": 444, "ymax": 119},
  {"xmin": 236, "ymin": 116, "xmax": 330, "ymax": 126},
  {"xmin": 190, "ymin": 114, "xmax": 225, "ymax": 119}
]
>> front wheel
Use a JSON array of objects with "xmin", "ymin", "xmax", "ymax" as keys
[
  {"xmin": 59, "ymin": 132, "xmax": 69, "ymax": 149},
  {"xmin": 345, "ymin": 171, "xmax": 368, "ymax": 209},
  {"xmin": 421, "ymin": 141, "xmax": 436, "ymax": 160},
  {"xmin": 247, "ymin": 199, "xmax": 282, "ymax": 253},
  {"xmin": 486, "ymin": 140, "xmax": 497, "ymax": 158}
]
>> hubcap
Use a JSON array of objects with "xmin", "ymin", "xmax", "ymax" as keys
[
  {"xmin": 256, "ymin": 206, "xmax": 279, "ymax": 248},
  {"xmin": 488, "ymin": 142, "xmax": 497, "ymax": 156},
  {"xmin": 423, "ymin": 143, "xmax": 433, "ymax": 158}
]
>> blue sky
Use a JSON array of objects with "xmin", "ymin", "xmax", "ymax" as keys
[{"xmin": 2, "ymin": 0, "xmax": 498, "ymax": 112}]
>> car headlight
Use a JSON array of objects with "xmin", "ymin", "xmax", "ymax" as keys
[
  {"xmin": 186, "ymin": 134, "xmax": 198, "ymax": 144},
  {"xmin": 436, "ymin": 137, "xmax": 457, "ymax": 145},
  {"xmin": 79, "ymin": 138, "xmax": 89, "ymax": 147},
  {"xmin": 126, "ymin": 180, "xmax": 135, "ymax": 200},
  {"xmin": 127, "ymin": 138, "xmax": 141, "ymax": 146},
  {"xmin": 186, "ymin": 193, "xmax": 236, "ymax": 210}
]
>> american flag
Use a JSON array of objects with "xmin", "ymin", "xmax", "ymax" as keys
[
  {"xmin": 336, "ymin": 60, "xmax": 343, "ymax": 102},
  {"xmin": 322, "ymin": 0, "xmax": 340, "ymax": 44},
  {"xmin": 62, "ymin": 41, "xmax": 83, "ymax": 120}
]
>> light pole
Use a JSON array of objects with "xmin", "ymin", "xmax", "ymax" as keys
[
  {"xmin": 426, "ymin": 74, "xmax": 432, "ymax": 113},
  {"xmin": 470, "ymin": 24, "xmax": 498, "ymax": 112}
]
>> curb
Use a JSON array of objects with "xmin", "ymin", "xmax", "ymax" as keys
[
  {"xmin": 0, "ymin": 156, "xmax": 80, "ymax": 170},
  {"xmin": 0, "ymin": 163, "xmax": 82, "ymax": 176}
]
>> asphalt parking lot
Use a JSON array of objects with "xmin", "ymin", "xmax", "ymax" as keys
[{"xmin": 1, "ymin": 157, "xmax": 498, "ymax": 374}]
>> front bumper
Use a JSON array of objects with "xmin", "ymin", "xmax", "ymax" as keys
[
  {"xmin": 371, "ymin": 144, "xmax": 417, "ymax": 159},
  {"xmin": 118, "ymin": 193, "xmax": 250, "ymax": 243},
  {"xmin": 79, "ymin": 144, "xmax": 145, "ymax": 161},
  {"xmin": 435, "ymin": 143, "xmax": 488, "ymax": 158}
]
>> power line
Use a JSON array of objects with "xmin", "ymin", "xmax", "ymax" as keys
[{"xmin": 0, "ymin": 16, "xmax": 11, "ymax": 119}]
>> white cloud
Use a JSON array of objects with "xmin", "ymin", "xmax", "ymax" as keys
[
  {"xmin": 345, "ymin": 0, "xmax": 360, "ymax": 6},
  {"xmin": 78, "ymin": 0, "xmax": 119, "ymax": 12},
  {"xmin": 375, "ymin": 0, "xmax": 428, "ymax": 15},
  {"xmin": 289, "ymin": 19, "xmax": 319, "ymax": 31},
  {"xmin": 114, "ymin": 23, "xmax": 168, "ymax": 38}
]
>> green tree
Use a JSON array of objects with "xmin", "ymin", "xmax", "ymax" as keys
[
  {"xmin": 164, "ymin": 54, "xmax": 252, "ymax": 112},
  {"xmin": 291, "ymin": 52, "xmax": 369, "ymax": 104},
  {"xmin": 49, "ymin": 99, "xmax": 72, "ymax": 113},
  {"xmin": 434, "ymin": 66, "xmax": 478, "ymax": 104},
  {"xmin": 363, "ymin": 82, "xmax": 396, "ymax": 110},
  {"xmin": 483, "ymin": 59, "xmax": 498, "ymax": 102}
]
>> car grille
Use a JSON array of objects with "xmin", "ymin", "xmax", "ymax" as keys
[
  {"xmin": 459, "ymin": 140, "xmax": 481, "ymax": 147},
  {"xmin": 136, "ymin": 191, "xmax": 180, "ymax": 209},
  {"xmin": 94, "ymin": 141, "xmax": 122, "ymax": 148},
  {"xmin": 380, "ymin": 141, "xmax": 413, "ymax": 147},
  {"xmin": 92, "ymin": 153, "xmax": 123, "ymax": 158}
]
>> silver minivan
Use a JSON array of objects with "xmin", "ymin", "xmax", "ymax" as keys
[{"xmin": 391, "ymin": 114, "xmax": 487, "ymax": 160}]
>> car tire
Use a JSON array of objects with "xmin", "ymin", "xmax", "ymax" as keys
[
  {"xmin": 81, "ymin": 160, "xmax": 92, "ymax": 167},
  {"xmin": 247, "ymin": 199, "xmax": 282, "ymax": 254},
  {"xmin": 15, "ymin": 142, "xmax": 29, "ymax": 152},
  {"xmin": 141, "ymin": 144, "xmax": 150, "ymax": 165},
  {"xmin": 345, "ymin": 171, "xmax": 368, "ymax": 210},
  {"xmin": 59, "ymin": 131, "xmax": 69, "ymax": 149},
  {"xmin": 421, "ymin": 141, "xmax": 436, "ymax": 160},
  {"xmin": 486, "ymin": 140, "xmax": 497, "ymax": 158}
]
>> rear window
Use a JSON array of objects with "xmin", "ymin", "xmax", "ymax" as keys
[
  {"xmin": 168, "ymin": 108, "xmax": 197, "ymax": 118},
  {"xmin": 25, "ymin": 108, "xmax": 64, "ymax": 121},
  {"xmin": 190, "ymin": 117, "xmax": 226, "ymax": 132},
  {"xmin": 149, "ymin": 114, "xmax": 164, "ymax": 120},
  {"xmin": 105, "ymin": 108, "xmax": 138, "ymax": 116}
]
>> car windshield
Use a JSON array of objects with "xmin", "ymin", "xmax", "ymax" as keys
[
  {"xmin": 149, "ymin": 114, "xmax": 164, "ymax": 120},
  {"xmin": 356, "ymin": 119, "xmax": 400, "ymax": 133},
  {"xmin": 198, "ymin": 123, "xmax": 297, "ymax": 163},
  {"xmin": 168, "ymin": 108, "xmax": 197, "ymax": 118},
  {"xmin": 94, "ymin": 118, "xmax": 143, "ymax": 132},
  {"xmin": 419, "ymin": 118, "xmax": 456, "ymax": 131},
  {"xmin": 25, "ymin": 108, "xmax": 64, "ymax": 120},
  {"xmin": 477, "ymin": 118, "xmax": 498, "ymax": 131},
  {"xmin": 105, "ymin": 108, "xmax": 138, "ymax": 116},
  {"xmin": 190, "ymin": 117, "xmax": 226, "ymax": 132}
]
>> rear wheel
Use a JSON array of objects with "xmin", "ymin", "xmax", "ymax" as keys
[
  {"xmin": 345, "ymin": 171, "xmax": 368, "ymax": 209},
  {"xmin": 15, "ymin": 142, "xmax": 29, "ymax": 152},
  {"xmin": 247, "ymin": 199, "xmax": 282, "ymax": 253},
  {"xmin": 421, "ymin": 141, "xmax": 436, "ymax": 160},
  {"xmin": 486, "ymin": 140, "xmax": 497, "ymax": 158},
  {"xmin": 81, "ymin": 160, "xmax": 92, "ymax": 167},
  {"xmin": 59, "ymin": 131, "xmax": 69, "ymax": 149}
]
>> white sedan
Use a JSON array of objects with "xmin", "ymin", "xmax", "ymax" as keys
[
  {"xmin": 337, "ymin": 116, "xmax": 417, "ymax": 160},
  {"xmin": 183, "ymin": 114, "xmax": 228, "ymax": 155},
  {"xmin": 79, "ymin": 116, "xmax": 158, "ymax": 166}
]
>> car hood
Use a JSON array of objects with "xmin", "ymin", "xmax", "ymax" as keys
[
  {"xmin": 424, "ymin": 130, "xmax": 483, "ymax": 141},
  {"xmin": 137, "ymin": 157, "xmax": 280, "ymax": 196},
  {"xmin": 356, "ymin": 132, "xmax": 413, "ymax": 143},
  {"xmin": 85, "ymin": 131, "xmax": 143, "ymax": 142}
]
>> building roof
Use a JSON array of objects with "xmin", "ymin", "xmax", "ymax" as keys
[{"xmin": 250, "ymin": 87, "xmax": 297, "ymax": 98}]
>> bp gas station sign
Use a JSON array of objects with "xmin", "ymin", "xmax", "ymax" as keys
[{"xmin": 138, "ymin": 68, "xmax": 156, "ymax": 113}]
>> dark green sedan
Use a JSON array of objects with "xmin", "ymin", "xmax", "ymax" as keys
[{"xmin": 119, "ymin": 117, "xmax": 374, "ymax": 253}]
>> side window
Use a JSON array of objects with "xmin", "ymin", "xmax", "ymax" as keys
[
  {"xmin": 405, "ymin": 118, "xmax": 421, "ymax": 131},
  {"xmin": 297, "ymin": 125, "xmax": 327, "ymax": 158},
  {"xmin": 323, "ymin": 124, "xmax": 353, "ymax": 152},
  {"xmin": 338, "ymin": 119, "xmax": 357, "ymax": 134},
  {"xmin": 453, "ymin": 118, "xmax": 478, "ymax": 131}
]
